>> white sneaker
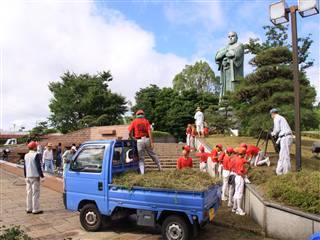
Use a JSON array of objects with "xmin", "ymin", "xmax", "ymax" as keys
[
  {"xmin": 236, "ymin": 209, "xmax": 245, "ymax": 216},
  {"xmin": 266, "ymin": 157, "xmax": 270, "ymax": 167},
  {"xmin": 231, "ymin": 208, "xmax": 236, "ymax": 213},
  {"xmin": 244, "ymin": 177, "xmax": 251, "ymax": 184}
]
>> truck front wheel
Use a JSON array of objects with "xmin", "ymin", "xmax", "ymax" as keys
[
  {"xmin": 80, "ymin": 203, "xmax": 102, "ymax": 231},
  {"xmin": 161, "ymin": 215, "xmax": 190, "ymax": 240}
]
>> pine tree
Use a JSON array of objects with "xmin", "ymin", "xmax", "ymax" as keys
[{"xmin": 233, "ymin": 25, "xmax": 318, "ymax": 135}]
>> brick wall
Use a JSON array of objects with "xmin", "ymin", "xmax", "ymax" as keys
[{"xmin": 7, "ymin": 125, "xmax": 129, "ymax": 163}]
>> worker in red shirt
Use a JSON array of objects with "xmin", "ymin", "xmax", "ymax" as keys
[
  {"xmin": 196, "ymin": 145, "xmax": 210, "ymax": 172},
  {"xmin": 190, "ymin": 125, "xmax": 197, "ymax": 150},
  {"xmin": 186, "ymin": 124, "xmax": 192, "ymax": 146},
  {"xmin": 246, "ymin": 145, "xmax": 271, "ymax": 167},
  {"xmin": 227, "ymin": 147, "xmax": 239, "ymax": 207},
  {"xmin": 203, "ymin": 122, "xmax": 209, "ymax": 137},
  {"xmin": 210, "ymin": 144, "xmax": 223, "ymax": 177},
  {"xmin": 128, "ymin": 109, "xmax": 162, "ymax": 174},
  {"xmin": 177, "ymin": 145, "xmax": 193, "ymax": 169},
  {"xmin": 232, "ymin": 147, "xmax": 248, "ymax": 216},
  {"xmin": 221, "ymin": 147, "xmax": 234, "ymax": 201}
]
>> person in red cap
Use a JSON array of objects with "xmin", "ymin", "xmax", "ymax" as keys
[
  {"xmin": 210, "ymin": 144, "xmax": 223, "ymax": 177},
  {"xmin": 128, "ymin": 109, "xmax": 162, "ymax": 174},
  {"xmin": 231, "ymin": 147, "xmax": 248, "ymax": 216},
  {"xmin": 246, "ymin": 145, "xmax": 271, "ymax": 167},
  {"xmin": 185, "ymin": 124, "xmax": 192, "ymax": 146},
  {"xmin": 190, "ymin": 124, "xmax": 197, "ymax": 150},
  {"xmin": 240, "ymin": 143, "xmax": 247, "ymax": 149},
  {"xmin": 203, "ymin": 121, "xmax": 209, "ymax": 137},
  {"xmin": 177, "ymin": 145, "xmax": 193, "ymax": 169},
  {"xmin": 196, "ymin": 145, "xmax": 210, "ymax": 172},
  {"xmin": 221, "ymin": 147, "xmax": 234, "ymax": 201},
  {"xmin": 227, "ymin": 147, "xmax": 239, "ymax": 207},
  {"xmin": 24, "ymin": 141, "xmax": 44, "ymax": 214}
]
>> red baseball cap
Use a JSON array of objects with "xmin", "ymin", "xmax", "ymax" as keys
[
  {"xmin": 136, "ymin": 109, "xmax": 145, "ymax": 115},
  {"xmin": 226, "ymin": 147, "xmax": 234, "ymax": 153},
  {"xmin": 216, "ymin": 144, "xmax": 223, "ymax": 149},
  {"xmin": 182, "ymin": 145, "xmax": 191, "ymax": 152},
  {"xmin": 240, "ymin": 143, "xmax": 247, "ymax": 148},
  {"xmin": 27, "ymin": 141, "xmax": 37, "ymax": 150}
]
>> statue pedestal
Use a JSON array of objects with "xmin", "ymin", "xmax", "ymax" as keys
[{"xmin": 217, "ymin": 106, "xmax": 240, "ymax": 135}]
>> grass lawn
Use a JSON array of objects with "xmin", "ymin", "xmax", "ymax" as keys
[{"xmin": 205, "ymin": 135, "xmax": 320, "ymax": 214}]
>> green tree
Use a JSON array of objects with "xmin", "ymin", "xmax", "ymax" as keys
[
  {"xmin": 172, "ymin": 61, "xmax": 219, "ymax": 93},
  {"xmin": 133, "ymin": 85, "xmax": 219, "ymax": 139},
  {"xmin": 204, "ymin": 95, "xmax": 235, "ymax": 134},
  {"xmin": 49, "ymin": 71, "xmax": 127, "ymax": 133},
  {"xmin": 245, "ymin": 25, "xmax": 314, "ymax": 71},
  {"xmin": 29, "ymin": 121, "xmax": 57, "ymax": 136},
  {"xmin": 132, "ymin": 84, "xmax": 161, "ymax": 124},
  {"xmin": 233, "ymin": 25, "xmax": 318, "ymax": 135}
]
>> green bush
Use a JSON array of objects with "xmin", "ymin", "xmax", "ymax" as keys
[
  {"xmin": 265, "ymin": 170, "xmax": 320, "ymax": 214},
  {"xmin": 0, "ymin": 226, "xmax": 32, "ymax": 240},
  {"xmin": 152, "ymin": 131, "xmax": 172, "ymax": 137}
]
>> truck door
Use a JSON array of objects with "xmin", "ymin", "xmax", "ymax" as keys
[{"xmin": 66, "ymin": 144, "xmax": 109, "ymax": 214}]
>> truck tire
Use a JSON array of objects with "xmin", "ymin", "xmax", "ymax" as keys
[
  {"xmin": 80, "ymin": 203, "xmax": 102, "ymax": 231},
  {"xmin": 161, "ymin": 215, "xmax": 190, "ymax": 240}
]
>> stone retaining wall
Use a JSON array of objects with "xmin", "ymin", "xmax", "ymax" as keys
[{"xmin": 244, "ymin": 184, "xmax": 320, "ymax": 240}]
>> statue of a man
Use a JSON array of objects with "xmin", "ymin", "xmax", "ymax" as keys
[{"xmin": 215, "ymin": 32, "xmax": 244, "ymax": 99}]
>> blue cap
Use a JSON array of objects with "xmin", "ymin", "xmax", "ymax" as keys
[{"xmin": 269, "ymin": 108, "xmax": 279, "ymax": 114}]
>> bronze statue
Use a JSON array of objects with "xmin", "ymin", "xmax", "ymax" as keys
[{"xmin": 215, "ymin": 32, "xmax": 244, "ymax": 99}]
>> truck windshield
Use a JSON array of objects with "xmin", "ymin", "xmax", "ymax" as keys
[{"xmin": 70, "ymin": 145, "xmax": 107, "ymax": 173}]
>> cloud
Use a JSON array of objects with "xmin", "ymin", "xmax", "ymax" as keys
[
  {"xmin": 0, "ymin": 0, "xmax": 187, "ymax": 130},
  {"xmin": 164, "ymin": 1, "xmax": 224, "ymax": 31}
]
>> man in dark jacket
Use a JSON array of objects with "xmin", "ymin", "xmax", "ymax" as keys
[{"xmin": 24, "ymin": 141, "xmax": 44, "ymax": 214}]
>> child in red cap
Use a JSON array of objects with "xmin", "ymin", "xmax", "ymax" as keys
[
  {"xmin": 221, "ymin": 147, "xmax": 234, "ymax": 201},
  {"xmin": 246, "ymin": 145, "xmax": 270, "ymax": 167},
  {"xmin": 177, "ymin": 145, "xmax": 193, "ymax": 170},
  {"xmin": 190, "ymin": 125, "xmax": 197, "ymax": 151},
  {"xmin": 196, "ymin": 145, "xmax": 210, "ymax": 172},
  {"xmin": 232, "ymin": 147, "xmax": 248, "ymax": 216},
  {"xmin": 186, "ymin": 124, "xmax": 192, "ymax": 146},
  {"xmin": 227, "ymin": 147, "xmax": 239, "ymax": 207},
  {"xmin": 210, "ymin": 144, "xmax": 223, "ymax": 177},
  {"xmin": 203, "ymin": 122, "xmax": 209, "ymax": 137}
]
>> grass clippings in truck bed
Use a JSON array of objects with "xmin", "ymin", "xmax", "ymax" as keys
[{"xmin": 112, "ymin": 169, "xmax": 221, "ymax": 191}]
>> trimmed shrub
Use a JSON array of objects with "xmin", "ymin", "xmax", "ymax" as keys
[
  {"xmin": 0, "ymin": 226, "xmax": 32, "ymax": 240},
  {"xmin": 265, "ymin": 170, "xmax": 320, "ymax": 214}
]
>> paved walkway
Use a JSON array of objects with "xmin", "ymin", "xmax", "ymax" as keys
[{"xmin": 0, "ymin": 169, "xmax": 271, "ymax": 240}]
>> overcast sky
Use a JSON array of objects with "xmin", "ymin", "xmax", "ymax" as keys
[{"xmin": 1, "ymin": 0, "xmax": 319, "ymax": 131}]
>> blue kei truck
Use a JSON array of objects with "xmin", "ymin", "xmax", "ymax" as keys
[{"xmin": 64, "ymin": 140, "xmax": 222, "ymax": 240}]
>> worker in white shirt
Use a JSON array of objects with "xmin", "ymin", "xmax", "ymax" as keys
[
  {"xmin": 24, "ymin": 141, "xmax": 44, "ymax": 214},
  {"xmin": 42, "ymin": 143, "xmax": 54, "ymax": 174},
  {"xmin": 194, "ymin": 107, "xmax": 204, "ymax": 137},
  {"xmin": 270, "ymin": 108, "xmax": 293, "ymax": 175}
]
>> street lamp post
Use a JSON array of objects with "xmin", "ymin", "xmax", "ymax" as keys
[{"xmin": 269, "ymin": 0, "xmax": 319, "ymax": 171}]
